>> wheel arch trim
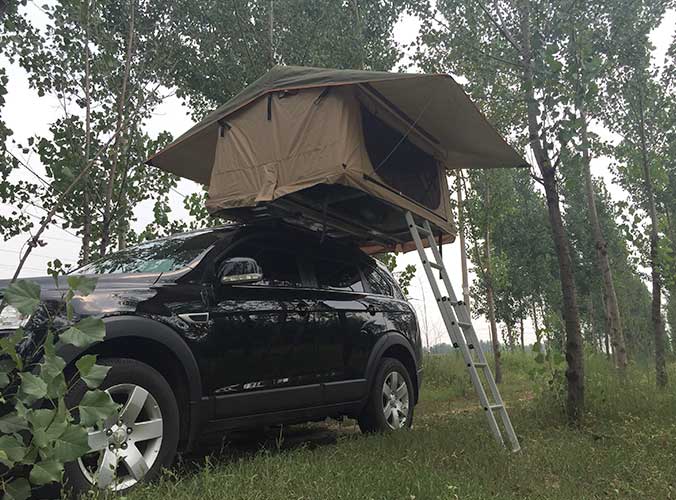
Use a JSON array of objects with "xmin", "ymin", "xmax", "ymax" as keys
[
  {"xmin": 364, "ymin": 331, "xmax": 419, "ymax": 403},
  {"xmin": 58, "ymin": 315, "xmax": 203, "ymax": 404}
]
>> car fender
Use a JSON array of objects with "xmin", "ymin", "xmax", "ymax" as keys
[
  {"xmin": 58, "ymin": 315, "xmax": 202, "ymax": 404},
  {"xmin": 363, "ymin": 331, "xmax": 419, "ymax": 398}
]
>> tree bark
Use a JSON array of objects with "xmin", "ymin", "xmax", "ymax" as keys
[
  {"xmin": 518, "ymin": 0, "xmax": 584, "ymax": 421},
  {"xmin": 531, "ymin": 300, "xmax": 540, "ymax": 342},
  {"xmin": 269, "ymin": 0, "xmax": 274, "ymax": 66},
  {"xmin": 81, "ymin": 0, "xmax": 92, "ymax": 265},
  {"xmin": 456, "ymin": 171, "xmax": 471, "ymax": 308},
  {"xmin": 100, "ymin": 0, "xmax": 135, "ymax": 256},
  {"xmin": 485, "ymin": 181, "xmax": 502, "ymax": 383},
  {"xmin": 580, "ymin": 107, "xmax": 627, "ymax": 370},
  {"xmin": 637, "ymin": 90, "xmax": 667, "ymax": 387}
]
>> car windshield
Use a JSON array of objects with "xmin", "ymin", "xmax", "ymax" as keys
[{"xmin": 74, "ymin": 230, "xmax": 223, "ymax": 275}]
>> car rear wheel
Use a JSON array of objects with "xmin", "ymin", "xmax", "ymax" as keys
[
  {"xmin": 64, "ymin": 358, "xmax": 179, "ymax": 494},
  {"xmin": 358, "ymin": 357, "xmax": 414, "ymax": 433}
]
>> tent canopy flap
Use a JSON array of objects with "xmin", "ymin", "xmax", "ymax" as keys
[{"xmin": 147, "ymin": 65, "xmax": 527, "ymax": 253}]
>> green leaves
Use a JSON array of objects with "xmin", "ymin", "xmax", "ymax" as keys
[
  {"xmin": 2, "ymin": 478, "xmax": 31, "ymax": 500},
  {"xmin": 60, "ymin": 316, "xmax": 105, "ymax": 347},
  {"xmin": 30, "ymin": 459, "xmax": 64, "ymax": 486},
  {"xmin": 0, "ymin": 435, "xmax": 27, "ymax": 467},
  {"xmin": 3, "ymin": 280, "xmax": 41, "ymax": 315},
  {"xmin": 18, "ymin": 372, "xmax": 48, "ymax": 401},
  {"xmin": 0, "ymin": 277, "xmax": 113, "ymax": 493},
  {"xmin": 76, "ymin": 355, "xmax": 110, "ymax": 389},
  {"xmin": 66, "ymin": 275, "xmax": 97, "ymax": 296},
  {"xmin": 51, "ymin": 424, "xmax": 90, "ymax": 463},
  {"xmin": 0, "ymin": 412, "xmax": 29, "ymax": 434},
  {"xmin": 0, "ymin": 330, "xmax": 24, "ymax": 370},
  {"xmin": 78, "ymin": 390, "xmax": 119, "ymax": 427}
]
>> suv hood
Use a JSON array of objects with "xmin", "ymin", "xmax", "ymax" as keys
[{"xmin": 0, "ymin": 272, "xmax": 164, "ymax": 295}]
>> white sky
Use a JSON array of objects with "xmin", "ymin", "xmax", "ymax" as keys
[{"xmin": 1, "ymin": 6, "xmax": 674, "ymax": 347}]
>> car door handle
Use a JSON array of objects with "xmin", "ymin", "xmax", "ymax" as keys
[{"xmin": 367, "ymin": 305, "xmax": 377, "ymax": 316}]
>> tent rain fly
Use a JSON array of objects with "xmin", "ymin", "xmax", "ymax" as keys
[{"xmin": 147, "ymin": 65, "xmax": 526, "ymax": 253}]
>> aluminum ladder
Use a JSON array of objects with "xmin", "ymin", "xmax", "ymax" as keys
[{"xmin": 405, "ymin": 211, "xmax": 521, "ymax": 452}]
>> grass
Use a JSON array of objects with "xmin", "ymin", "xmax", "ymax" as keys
[{"xmin": 114, "ymin": 352, "xmax": 676, "ymax": 500}]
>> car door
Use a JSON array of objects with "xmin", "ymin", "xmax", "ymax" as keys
[
  {"xmin": 206, "ymin": 235, "xmax": 322, "ymax": 418},
  {"xmin": 307, "ymin": 249, "xmax": 372, "ymax": 404}
]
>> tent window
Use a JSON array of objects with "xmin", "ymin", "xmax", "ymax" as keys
[{"xmin": 361, "ymin": 106, "xmax": 440, "ymax": 210}]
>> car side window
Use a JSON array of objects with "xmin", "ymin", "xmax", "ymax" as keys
[
  {"xmin": 315, "ymin": 259, "xmax": 364, "ymax": 292},
  {"xmin": 384, "ymin": 272, "xmax": 406, "ymax": 300},
  {"xmin": 362, "ymin": 265, "xmax": 393, "ymax": 297},
  {"xmin": 224, "ymin": 241, "xmax": 303, "ymax": 287}
]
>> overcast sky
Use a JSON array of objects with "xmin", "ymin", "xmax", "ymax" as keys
[{"xmin": 1, "ymin": 6, "xmax": 674, "ymax": 346}]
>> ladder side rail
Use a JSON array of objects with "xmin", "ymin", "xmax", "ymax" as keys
[
  {"xmin": 421, "ymin": 221, "xmax": 476, "ymax": 332},
  {"xmin": 413, "ymin": 218, "xmax": 504, "ymax": 445},
  {"xmin": 405, "ymin": 213, "xmax": 461, "ymax": 345},
  {"xmin": 423, "ymin": 220, "xmax": 521, "ymax": 450},
  {"xmin": 423, "ymin": 220, "xmax": 489, "ymax": 364},
  {"xmin": 436, "ymin": 298, "xmax": 506, "ymax": 445}
]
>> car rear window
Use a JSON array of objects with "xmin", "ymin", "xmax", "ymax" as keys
[
  {"xmin": 315, "ymin": 259, "xmax": 364, "ymax": 292},
  {"xmin": 362, "ymin": 265, "xmax": 393, "ymax": 296}
]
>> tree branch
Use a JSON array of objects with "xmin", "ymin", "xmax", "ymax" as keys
[{"xmin": 477, "ymin": 1, "xmax": 524, "ymax": 57}]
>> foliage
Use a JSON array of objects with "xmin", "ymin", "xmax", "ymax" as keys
[
  {"xmin": 78, "ymin": 351, "xmax": 676, "ymax": 500},
  {"xmin": 376, "ymin": 253, "xmax": 416, "ymax": 297},
  {"xmin": 0, "ymin": 278, "xmax": 117, "ymax": 499},
  {"xmin": 164, "ymin": 0, "xmax": 409, "ymax": 117}
]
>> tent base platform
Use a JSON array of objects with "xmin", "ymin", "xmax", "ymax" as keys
[{"xmin": 218, "ymin": 184, "xmax": 454, "ymax": 255}]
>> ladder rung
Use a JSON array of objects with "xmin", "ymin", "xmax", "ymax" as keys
[
  {"xmin": 404, "ymin": 210, "xmax": 520, "ymax": 452},
  {"xmin": 410, "ymin": 224, "xmax": 433, "ymax": 235}
]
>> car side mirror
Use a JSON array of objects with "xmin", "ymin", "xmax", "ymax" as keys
[{"xmin": 218, "ymin": 257, "xmax": 263, "ymax": 285}]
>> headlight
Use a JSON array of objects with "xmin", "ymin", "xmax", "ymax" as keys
[{"xmin": 0, "ymin": 305, "xmax": 30, "ymax": 330}]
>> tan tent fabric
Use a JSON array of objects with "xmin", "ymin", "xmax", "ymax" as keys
[
  {"xmin": 147, "ymin": 65, "xmax": 526, "ymax": 250},
  {"xmin": 205, "ymin": 84, "xmax": 454, "ymax": 234}
]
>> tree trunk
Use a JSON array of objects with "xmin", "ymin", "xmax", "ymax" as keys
[
  {"xmin": 484, "ymin": 182, "xmax": 502, "ymax": 383},
  {"xmin": 638, "ymin": 91, "xmax": 667, "ymax": 387},
  {"xmin": 520, "ymin": 316, "xmax": 525, "ymax": 351},
  {"xmin": 580, "ymin": 108, "xmax": 627, "ymax": 370},
  {"xmin": 100, "ymin": 1, "xmax": 135, "ymax": 256},
  {"xmin": 531, "ymin": 300, "xmax": 540, "ymax": 343},
  {"xmin": 506, "ymin": 323, "xmax": 515, "ymax": 350},
  {"xmin": 269, "ymin": 0, "xmax": 274, "ymax": 66},
  {"xmin": 81, "ymin": 0, "xmax": 92, "ymax": 265},
  {"xmin": 456, "ymin": 171, "xmax": 471, "ymax": 308},
  {"xmin": 519, "ymin": 0, "xmax": 584, "ymax": 421}
]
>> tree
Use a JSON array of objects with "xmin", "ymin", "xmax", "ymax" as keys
[
  {"xmin": 602, "ymin": 0, "xmax": 671, "ymax": 386},
  {"xmin": 163, "ymin": 0, "xmax": 409, "ymax": 118},
  {"xmin": 415, "ymin": 0, "xmax": 586, "ymax": 420},
  {"xmin": 0, "ymin": 2, "xmax": 39, "ymax": 242},
  {"xmin": 563, "ymin": 13, "xmax": 629, "ymax": 370},
  {"xmin": 5, "ymin": 0, "xmax": 184, "ymax": 274}
]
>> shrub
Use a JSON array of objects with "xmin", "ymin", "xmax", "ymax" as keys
[{"xmin": 0, "ymin": 278, "xmax": 118, "ymax": 499}]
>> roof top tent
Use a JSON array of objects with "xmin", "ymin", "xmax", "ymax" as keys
[{"xmin": 147, "ymin": 65, "xmax": 526, "ymax": 254}]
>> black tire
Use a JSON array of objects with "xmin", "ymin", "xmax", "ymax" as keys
[
  {"xmin": 64, "ymin": 358, "xmax": 179, "ymax": 495},
  {"xmin": 358, "ymin": 357, "xmax": 414, "ymax": 433}
]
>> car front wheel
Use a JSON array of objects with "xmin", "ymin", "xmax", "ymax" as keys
[
  {"xmin": 358, "ymin": 357, "xmax": 414, "ymax": 433},
  {"xmin": 64, "ymin": 358, "xmax": 179, "ymax": 494}
]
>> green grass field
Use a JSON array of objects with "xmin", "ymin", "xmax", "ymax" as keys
[{"xmin": 112, "ymin": 352, "xmax": 676, "ymax": 500}]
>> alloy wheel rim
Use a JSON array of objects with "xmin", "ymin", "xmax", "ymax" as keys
[
  {"xmin": 78, "ymin": 383, "xmax": 163, "ymax": 491},
  {"xmin": 382, "ymin": 371, "xmax": 409, "ymax": 429}
]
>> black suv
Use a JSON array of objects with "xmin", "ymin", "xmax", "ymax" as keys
[{"xmin": 1, "ymin": 222, "xmax": 422, "ymax": 492}]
